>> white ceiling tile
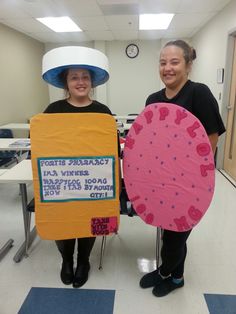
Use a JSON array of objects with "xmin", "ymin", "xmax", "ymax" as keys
[
  {"xmin": 170, "ymin": 12, "xmax": 216, "ymax": 29},
  {"xmin": 1, "ymin": 18, "xmax": 53, "ymax": 33},
  {"xmin": 85, "ymin": 30, "xmax": 114, "ymax": 41},
  {"xmin": 177, "ymin": 0, "xmax": 231, "ymax": 13},
  {"xmin": 163, "ymin": 28, "xmax": 197, "ymax": 39},
  {"xmin": 14, "ymin": 0, "xmax": 59, "ymax": 18},
  {"xmin": 0, "ymin": 2, "xmax": 30, "ymax": 19},
  {"xmin": 0, "ymin": 0, "xmax": 231, "ymax": 43},
  {"xmin": 112, "ymin": 29, "xmax": 138, "ymax": 40},
  {"xmin": 72, "ymin": 16, "xmax": 108, "ymax": 31},
  {"xmin": 138, "ymin": 30, "xmax": 165, "ymax": 40},
  {"xmin": 53, "ymin": 0, "xmax": 103, "ymax": 17},
  {"xmin": 105, "ymin": 15, "xmax": 138, "ymax": 30},
  {"xmin": 99, "ymin": 3, "xmax": 139, "ymax": 15},
  {"xmin": 139, "ymin": 0, "xmax": 181, "ymax": 14},
  {"xmin": 97, "ymin": 0, "xmax": 138, "ymax": 4}
]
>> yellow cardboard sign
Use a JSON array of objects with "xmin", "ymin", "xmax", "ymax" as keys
[{"xmin": 30, "ymin": 113, "xmax": 120, "ymax": 240}]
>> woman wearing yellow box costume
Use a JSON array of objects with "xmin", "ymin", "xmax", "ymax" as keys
[{"xmin": 42, "ymin": 46, "xmax": 112, "ymax": 288}]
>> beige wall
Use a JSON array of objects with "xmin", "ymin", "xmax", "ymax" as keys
[
  {"xmin": 191, "ymin": 0, "xmax": 236, "ymax": 166},
  {"xmin": 0, "ymin": 23, "xmax": 49, "ymax": 127},
  {"xmin": 191, "ymin": 0, "xmax": 236, "ymax": 114},
  {"xmin": 106, "ymin": 40, "xmax": 161, "ymax": 115}
]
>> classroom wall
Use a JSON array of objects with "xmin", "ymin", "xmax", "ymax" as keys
[
  {"xmin": 190, "ymin": 0, "xmax": 236, "ymax": 166},
  {"xmin": 191, "ymin": 0, "xmax": 236, "ymax": 115},
  {"xmin": 0, "ymin": 23, "xmax": 49, "ymax": 126},
  {"xmin": 106, "ymin": 40, "xmax": 161, "ymax": 115}
]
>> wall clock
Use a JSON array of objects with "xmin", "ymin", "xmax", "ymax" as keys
[{"xmin": 125, "ymin": 44, "xmax": 139, "ymax": 58}]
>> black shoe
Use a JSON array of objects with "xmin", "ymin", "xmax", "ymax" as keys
[
  {"xmin": 152, "ymin": 277, "xmax": 184, "ymax": 297},
  {"xmin": 73, "ymin": 262, "xmax": 90, "ymax": 288},
  {"xmin": 60, "ymin": 260, "xmax": 74, "ymax": 285},
  {"xmin": 139, "ymin": 269, "xmax": 164, "ymax": 288}
]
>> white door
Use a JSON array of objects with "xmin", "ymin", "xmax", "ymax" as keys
[{"xmin": 223, "ymin": 38, "xmax": 236, "ymax": 180}]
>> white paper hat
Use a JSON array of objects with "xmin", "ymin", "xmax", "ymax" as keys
[{"xmin": 42, "ymin": 46, "xmax": 109, "ymax": 88}]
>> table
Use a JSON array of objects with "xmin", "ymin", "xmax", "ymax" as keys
[
  {"xmin": 0, "ymin": 138, "xmax": 31, "ymax": 150},
  {"xmin": 115, "ymin": 115, "xmax": 137, "ymax": 121},
  {"xmin": 0, "ymin": 169, "xmax": 8, "ymax": 175},
  {"xmin": 123, "ymin": 123, "xmax": 132, "ymax": 130},
  {"xmin": 0, "ymin": 123, "xmax": 30, "ymax": 130},
  {"xmin": 117, "ymin": 122, "xmax": 132, "ymax": 135},
  {"xmin": 0, "ymin": 169, "xmax": 14, "ymax": 260},
  {"xmin": 0, "ymin": 160, "xmax": 36, "ymax": 262},
  {"xmin": 0, "ymin": 138, "xmax": 30, "ymax": 166}
]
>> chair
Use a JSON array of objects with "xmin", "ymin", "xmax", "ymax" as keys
[
  {"xmin": 119, "ymin": 179, "xmax": 137, "ymax": 217},
  {"xmin": 0, "ymin": 129, "xmax": 20, "ymax": 167},
  {"xmin": 21, "ymin": 197, "xmax": 36, "ymax": 258},
  {"xmin": 119, "ymin": 179, "xmax": 162, "ymax": 268},
  {"xmin": 126, "ymin": 113, "xmax": 138, "ymax": 124},
  {"xmin": 112, "ymin": 114, "xmax": 118, "ymax": 122},
  {"xmin": 98, "ymin": 179, "xmax": 163, "ymax": 269},
  {"xmin": 123, "ymin": 114, "xmax": 138, "ymax": 137},
  {"xmin": 98, "ymin": 178, "xmax": 136, "ymax": 269}
]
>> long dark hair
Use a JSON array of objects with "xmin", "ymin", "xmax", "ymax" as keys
[{"xmin": 59, "ymin": 69, "xmax": 69, "ymax": 90}]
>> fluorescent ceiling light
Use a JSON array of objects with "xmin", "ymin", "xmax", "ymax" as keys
[
  {"xmin": 139, "ymin": 14, "xmax": 174, "ymax": 30},
  {"xmin": 36, "ymin": 16, "xmax": 82, "ymax": 32}
]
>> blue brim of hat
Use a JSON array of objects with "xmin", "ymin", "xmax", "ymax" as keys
[{"xmin": 42, "ymin": 64, "xmax": 109, "ymax": 88}]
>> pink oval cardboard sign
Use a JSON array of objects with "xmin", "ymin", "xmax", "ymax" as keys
[{"xmin": 123, "ymin": 103, "xmax": 215, "ymax": 231}]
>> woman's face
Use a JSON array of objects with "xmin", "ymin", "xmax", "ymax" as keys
[
  {"xmin": 66, "ymin": 68, "xmax": 92, "ymax": 99},
  {"xmin": 159, "ymin": 45, "xmax": 191, "ymax": 90}
]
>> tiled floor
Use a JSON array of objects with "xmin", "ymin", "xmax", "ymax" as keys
[{"xmin": 0, "ymin": 170, "xmax": 236, "ymax": 314}]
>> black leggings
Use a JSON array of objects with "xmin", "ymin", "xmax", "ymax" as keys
[
  {"xmin": 56, "ymin": 237, "xmax": 96, "ymax": 263},
  {"xmin": 159, "ymin": 229, "xmax": 192, "ymax": 279}
]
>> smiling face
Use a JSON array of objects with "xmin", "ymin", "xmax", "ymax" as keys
[
  {"xmin": 159, "ymin": 45, "xmax": 192, "ymax": 92},
  {"xmin": 66, "ymin": 68, "xmax": 92, "ymax": 101}
]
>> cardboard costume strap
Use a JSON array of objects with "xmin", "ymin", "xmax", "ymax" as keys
[
  {"xmin": 30, "ymin": 113, "xmax": 120, "ymax": 240},
  {"xmin": 123, "ymin": 103, "xmax": 215, "ymax": 232}
]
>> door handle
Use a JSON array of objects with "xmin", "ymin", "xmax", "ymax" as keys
[{"xmin": 226, "ymin": 105, "xmax": 232, "ymax": 110}]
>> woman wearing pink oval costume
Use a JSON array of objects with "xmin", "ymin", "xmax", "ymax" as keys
[{"xmin": 139, "ymin": 40, "xmax": 225, "ymax": 297}]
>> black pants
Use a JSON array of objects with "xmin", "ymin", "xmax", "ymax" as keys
[
  {"xmin": 159, "ymin": 229, "xmax": 192, "ymax": 279},
  {"xmin": 56, "ymin": 237, "xmax": 96, "ymax": 263}
]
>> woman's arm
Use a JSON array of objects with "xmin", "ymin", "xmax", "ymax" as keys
[{"xmin": 208, "ymin": 132, "xmax": 218, "ymax": 154}]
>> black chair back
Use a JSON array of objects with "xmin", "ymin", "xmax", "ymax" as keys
[
  {"xmin": 0, "ymin": 129, "xmax": 19, "ymax": 167},
  {"xmin": 126, "ymin": 114, "xmax": 138, "ymax": 124},
  {"xmin": 120, "ymin": 179, "xmax": 136, "ymax": 217}
]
